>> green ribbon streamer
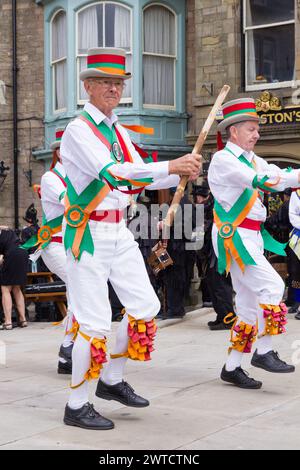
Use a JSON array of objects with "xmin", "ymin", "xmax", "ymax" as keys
[{"xmin": 261, "ymin": 226, "xmax": 287, "ymax": 256}]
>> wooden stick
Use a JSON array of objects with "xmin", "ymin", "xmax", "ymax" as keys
[{"xmin": 163, "ymin": 84, "xmax": 231, "ymax": 233}]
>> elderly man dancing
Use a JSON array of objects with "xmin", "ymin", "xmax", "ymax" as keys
[
  {"xmin": 61, "ymin": 47, "xmax": 201, "ymax": 430},
  {"xmin": 208, "ymin": 98, "xmax": 300, "ymax": 389}
]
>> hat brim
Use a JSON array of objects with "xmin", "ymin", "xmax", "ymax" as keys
[
  {"xmin": 218, "ymin": 114, "xmax": 260, "ymax": 132},
  {"xmin": 50, "ymin": 141, "xmax": 61, "ymax": 150},
  {"xmin": 80, "ymin": 68, "xmax": 132, "ymax": 81}
]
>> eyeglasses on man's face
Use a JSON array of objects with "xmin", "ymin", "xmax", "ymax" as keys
[{"xmin": 90, "ymin": 79, "xmax": 125, "ymax": 90}]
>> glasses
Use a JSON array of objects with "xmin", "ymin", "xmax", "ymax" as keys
[{"xmin": 90, "ymin": 79, "xmax": 125, "ymax": 90}]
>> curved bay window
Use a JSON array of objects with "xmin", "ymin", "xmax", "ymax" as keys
[
  {"xmin": 51, "ymin": 10, "xmax": 67, "ymax": 112},
  {"xmin": 77, "ymin": 1, "xmax": 132, "ymax": 105},
  {"xmin": 244, "ymin": 0, "xmax": 295, "ymax": 91},
  {"xmin": 143, "ymin": 4, "xmax": 176, "ymax": 109}
]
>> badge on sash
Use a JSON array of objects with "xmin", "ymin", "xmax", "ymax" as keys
[{"xmin": 112, "ymin": 142, "xmax": 123, "ymax": 162}]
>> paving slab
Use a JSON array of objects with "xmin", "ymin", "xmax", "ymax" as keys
[{"xmin": 1, "ymin": 308, "xmax": 300, "ymax": 450}]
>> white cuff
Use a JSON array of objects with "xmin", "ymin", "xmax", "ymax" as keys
[{"xmin": 285, "ymin": 170, "xmax": 300, "ymax": 188}]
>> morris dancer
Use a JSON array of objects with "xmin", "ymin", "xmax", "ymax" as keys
[
  {"xmin": 208, "ymin": 98, "xmax": 300, "ymax": 389},
  {"xmin": 23, "ymin": 128, "xmax": 78, "ymax": 374},
  {"xmin": 61, "ymin": 47, "xmax": 201, "ymax": 430}
]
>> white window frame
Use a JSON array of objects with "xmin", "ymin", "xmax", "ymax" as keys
[
  {"xmin": 76, "ymin": 1, "xmax": 133, "ymax": 106},
  {"xmin": 142, "ymin": 3, "xmax": 177, "ymax": 110},
  {"xmin": 243, "ymin": 0, "xmax": 296, "ymax": 91},
  {"xmin": 50, "ymin": 9, "xmax": 67, "ymax": 114}
]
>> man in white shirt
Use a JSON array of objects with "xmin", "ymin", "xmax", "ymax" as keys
[
  {"xmin": 208, "ymin": 98, "xmax": 300, "ymax": 390},
  {"xmin": 61, "ymin": 47, "xmax": 201, "ymax": 430},
  {"xmin": 41, "ymin": 128, "xmax": 78, "ymax": 375},
  {"xmin": 289, "ymin": 190, "xmax": 300, "ymax": 319}
]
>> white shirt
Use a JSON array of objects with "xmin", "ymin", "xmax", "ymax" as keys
[
  {"xmin": 40, "ymin": 161, "xmax": 66, "ymax": 237},
  {"xmin": 208, "ymin": 141, "xmax": 300, "ymax": 222},
  {"xmin": 289, "ymin": 191, "xmax": 300, "ymax": 230},
  {"xmin": 60, "ymin": 102, "xmax": 179, "ymax": 210}
]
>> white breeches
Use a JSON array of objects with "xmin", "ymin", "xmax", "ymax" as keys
[
  {"xmin": 212, "ymin": 225, "xmax": 285, "ymax": 327},
  {"xmin": 65, "ymin": 220, "xmax": 160, "ymax": 338}
]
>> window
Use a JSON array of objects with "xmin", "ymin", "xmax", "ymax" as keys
[
  {"xmin": 77, "ymin": 2, "xmax": 132, "ymax": 105},
  {"xmin": 51, "ymin": 10, "xmax": 67, "ymax": 112},
  {"xmin": 244, "ymin": 0, "xmax": 295, "ymax": 90},
  {"xmin": 143, "ymin": 4, "xmax": 176, "ymax": 109}
]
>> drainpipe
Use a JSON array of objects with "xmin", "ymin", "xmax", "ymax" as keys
[{"xmin": 12, "ymin": 0, "xmax": 19, "ymax": 230}]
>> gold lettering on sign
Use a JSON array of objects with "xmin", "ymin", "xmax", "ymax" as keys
[{"xmin": 260, "ymin": 109, "xmax": 300, "ymax": 125}]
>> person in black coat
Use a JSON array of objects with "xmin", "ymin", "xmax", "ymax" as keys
[{"xmin": 0, "ymin": 227, "xmax": 29, "ymax": 330}]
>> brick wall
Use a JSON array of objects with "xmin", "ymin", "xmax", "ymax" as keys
[
  {"xmin": 0, "ymin": 0, "xmax": 44, "ymax": 228},
  {"xmin": 186, "ymin": 0, "xmax": 300, "ymax": 157}
]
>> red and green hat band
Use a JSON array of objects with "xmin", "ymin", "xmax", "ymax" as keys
[
  {"xmin": 223, "ymin": 102, "xmax": 258, "ymax": 120},
  {"xmin": 55, "ymin": 130, "xmax": 64, "ymax": 141},
  {"xmin": 87, "ymin": 54, "xmax": 126, "ymax": 75}
]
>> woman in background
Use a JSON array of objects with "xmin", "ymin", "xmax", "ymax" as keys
[{"xmin": 0, "ymin": 227, "xmax": 28, "ymax": 330}]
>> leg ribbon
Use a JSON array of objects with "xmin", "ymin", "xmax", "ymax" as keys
[
  {"xmin": 110, "ymin": 315, "xmax": 157, "ymax": 361},
  {"xmin": 66, "ymin": 315, "xmax": 80, "ymax": 341},
  {"xmin": 70, "ymin": 330, "xmax": 107, "ymax": 389},
  {"xmin": 228, "ymin": 319, "xmax": 257, "ymax": 354},
  {"xmin": 259, "ymin": 303, "xmax": 288, "ymax": 337}
]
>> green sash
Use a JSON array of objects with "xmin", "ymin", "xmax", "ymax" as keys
[
  {"xmin": 214, "ymin": 147, "xmax": 287, "ymax": 274},
  {"xmin": 64, "ymin": 176, "xmax": 110, "ymax": 260}
]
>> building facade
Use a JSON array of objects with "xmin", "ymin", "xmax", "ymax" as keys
[
  {"xmin": 187, "ymin": 0, "xmax": 300, "ymax": 168},
  {"xmin": 0, "ymin": 0, "xmax": 45, "ymax": 228}
]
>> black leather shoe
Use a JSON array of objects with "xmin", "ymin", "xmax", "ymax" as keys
[
  {"xmin": 251, "ymin": 350, "xmax": 295, "ymax": 373},
  {"xmin": 163, "ymin": 312, "xmax": 185, "ymax": 320},
  {"xmin": 295, "ymin": 311, "xmax": 300, "ymax": 320},
  {"xmin": 209, "ymin": 320, "xmax": 234, "ymax": 331},
  {"xmin": 64, "ymin": 402, "xmax": 114, "ymax": 430},
  {"xmin": 96, "ymin": 380, "xmax": 149, "ymax": 407},
  {"xmin": 57, "ymin": 360, "xmax": 72, "ymax": 375},
  {"xmin": 207, "ymin": 319, "xmax": 219, "ymax": 327},
  {"xmin": 59, "ymin": 343, "xmax": 73, "ymax": 362},
  {"xmin": 288, "ymin": 303, "xmax": 300, "ymax": 314},
  {"xmin": 220, "ymin": 365, "xmax": 262, "ymax": 389}
]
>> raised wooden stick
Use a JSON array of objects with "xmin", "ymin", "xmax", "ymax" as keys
[{"xmin": 163, "ymin": 84, "xmax": 231, "ymax": 236}]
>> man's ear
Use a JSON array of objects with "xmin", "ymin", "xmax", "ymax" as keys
[{"xmin": 84, "ymin": 80, "xmax": 92, "ymax": 97}]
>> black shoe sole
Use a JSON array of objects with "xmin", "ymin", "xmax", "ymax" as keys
[
  {"xmin": 64, "ymin": 417, "xmax": 114, "ymax": 430},
  {"xmin": 220, "ymin": 376, "xmax": 262, "ymax": 389},
  {"xmin": 95, "ymin": 391, "xmax": 149, "ymax": 408},
  {"xmin": 251, "ymin": 361, "xmax": 295, "ymax": 373},
  {"xmin": 57, "ymin": 363, "xmax": 72, "ymax": 375},
  {"xmin": 58, "ymin": 368, "xmax": 72, "ymax": 375}
]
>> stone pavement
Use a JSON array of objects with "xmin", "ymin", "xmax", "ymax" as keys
[{"xmin": 0, "ymin": 308, "xmax": 300, "ymax": 450}]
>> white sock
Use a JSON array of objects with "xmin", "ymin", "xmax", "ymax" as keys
[
  {"xmin": 102, "ymin": 313, "xmax": 129, "ymax": 386},
  {"xmin": 256, "ymin": 306, "xmax": 272, "ymax": 355},
  {"xmin": 62, "ymin": 312, "xmax": 76, "ymax": 348},
  {"xmin": 256, "ymin": 335, "xmax": 272, "ymax": 355},
  {"xmin": 68, "ymin": 333, "xmax": 91, "ymax": 410},
  {"xmin": 225, "ymin": 350, "xmax": 243, "ymax": 371}
]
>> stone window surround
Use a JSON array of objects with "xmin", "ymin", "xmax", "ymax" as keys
[{"xmin": 243, "ymin": 0, "xmax": 297, "ymax": 92}]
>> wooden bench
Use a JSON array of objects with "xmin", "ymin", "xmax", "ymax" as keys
[{"xmin": 24, "ymin": 272, "xmax": 67, "ymax": 318}]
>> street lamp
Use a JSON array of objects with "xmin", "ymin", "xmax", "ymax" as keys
[{"xmin": 0, "ymin": 161, "xmax": 10, "ymax": 190}]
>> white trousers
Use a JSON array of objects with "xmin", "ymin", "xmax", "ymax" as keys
[
  {"xmin": 66, "ymin": 220, "xmax": 160, "ymax": 338},
  {"xmin": 212, "ymin": 225, "xmax": 285, "ymax": 328}
]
